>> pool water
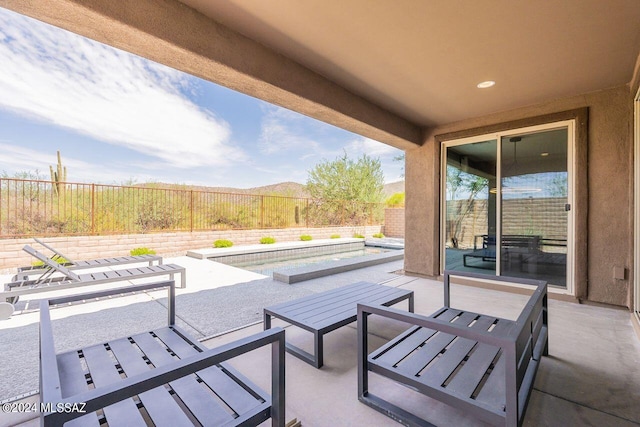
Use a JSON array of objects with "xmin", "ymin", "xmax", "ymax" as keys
[{"xmin": 218, "ymin": 247, "xmax": 390, "ymax": 276}]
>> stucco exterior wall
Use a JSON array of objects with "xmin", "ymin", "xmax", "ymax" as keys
[
  {"xmin": 405, "ymin": 85, "xmax": 633, "ymax": 308},
  {"xmin": 0, "ymin": 225, "xmax": 381, "ymax": 271}
]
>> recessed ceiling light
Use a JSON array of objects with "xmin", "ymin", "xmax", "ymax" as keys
[
  {"xmin": 477, "ymin": 80, "xmax": 495, "ymax": 89},
  {"xmin": 541, "ymin": 152, "xmax": 549, "ymax": 157}
]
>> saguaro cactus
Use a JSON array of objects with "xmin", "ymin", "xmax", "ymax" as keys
[{"xmin": 49, "ymin": 150, "xmax": 67, "ymax": 195}]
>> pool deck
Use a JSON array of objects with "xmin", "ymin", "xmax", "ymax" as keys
[
  {"xmin": 186, "ymin": 237, "xmax": 366, "ymax": 259},
  {"xmin": 273, "ymin": 249, "xmax": 404, "ymax": 283}
]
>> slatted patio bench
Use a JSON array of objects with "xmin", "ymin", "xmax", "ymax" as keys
[
  {"xmin": 358, "ymin": 271, "xmax": 548, "ymax": 426},
  {"xmin": 39, "ymin": 279, "xmax": 285, "ymax": 427},
  {"xmin": 264, "ymin": 281, "xmax": 413, "ymax": 368}
]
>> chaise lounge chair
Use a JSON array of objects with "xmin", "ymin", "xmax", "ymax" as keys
[
  {"xmin": 39, "ymin": 279, "xmax": 286, "ymax": 426},
  {"xmin": 2, "ymin": 245, "xmax": 185, "ymax": 313},
  {"xmin": 14, "ymin": 238, "xmax": 163, "ymax": 281}
]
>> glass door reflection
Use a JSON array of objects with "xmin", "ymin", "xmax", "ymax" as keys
[
  {"xmin": 500, "ymin": 129, "xmax": 568, "ymax": 288},
  {"xmin": 444, "ymin": 139, "xmax": 497, "ymax": 274}
]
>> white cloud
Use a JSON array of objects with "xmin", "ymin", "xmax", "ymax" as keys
[
  {"xmin": 344, "ymin": 137, "xmax": 402, "ymax": 158},
  {"xmin": 0, "ymin": 9, "xmax": 244, "ymax": 168},
  {"xmin": 258, "ymin": 106, "xmax": 321, "ymax": 154}
]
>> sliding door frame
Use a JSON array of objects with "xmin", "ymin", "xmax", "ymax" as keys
[
  {"xmin": 435, "ymin": 112, "xmax": 588, "ymax": 296},
  {"xmin": 634, "ymin": 85, "xmax": 640, "ymax": 318}
]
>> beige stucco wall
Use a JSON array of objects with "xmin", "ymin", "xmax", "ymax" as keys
[{"xmin": 406, "ymin": 85, "xmax": 634, "ymax": 308}]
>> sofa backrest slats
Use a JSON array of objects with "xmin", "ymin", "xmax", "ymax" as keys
[{"xmin": 444, "ymin": 271, "xmax": 547, "ymax": 399}]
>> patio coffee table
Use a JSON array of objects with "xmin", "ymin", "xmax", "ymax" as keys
[{"xmin": 264, "ymin": 281, "xmax": 414, "ymax": 368}]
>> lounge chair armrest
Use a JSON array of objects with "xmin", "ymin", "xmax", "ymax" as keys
[
  {"xmin": 42, "ymin": 327, "xmax": 285, "ymax": 426},
  {"xmin": 45, "ymin": 280, "xmax": 176, "ymax": 306},
  {"xmin": 357, "ymin": 303, "xmax": 514, "ymax": 348}
]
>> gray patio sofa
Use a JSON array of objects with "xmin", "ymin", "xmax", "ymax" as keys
[
  {"xmin": 39, "ymin": 279, "xmax": 285, "ymax": 426},
  {"xmin": 358, "ymin": 270, "xmax": 548, "ymax": 426}
]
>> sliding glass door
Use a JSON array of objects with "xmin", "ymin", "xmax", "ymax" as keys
[
  {"xmin": 444, "ymin": 138, "xmax": 497, "ymax": 274},
  {"xmin": 443, "ymin": 122, "xmax": 573, "ymax": 291}
]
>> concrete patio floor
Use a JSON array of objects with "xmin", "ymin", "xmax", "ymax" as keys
[
  {"xmin": 2, "ymin": 258, "xmax": 640, "ymax": 426},
  {"xmin": 204, "ymin": 276, "xmax": 640, "ymax": 426}
]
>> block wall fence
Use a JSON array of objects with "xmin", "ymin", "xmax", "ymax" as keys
[
  {"xmin": 383, "ymin": 208, "xmax": 405, "ymax": 238},
  {"xmin": 0, "ymin": 225, "xmax": 382, "ymax": 271}
]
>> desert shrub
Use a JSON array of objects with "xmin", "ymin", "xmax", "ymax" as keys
[
  {"xmin": 330, "ymin": 234, "xmax": 341, "ymax": 239},
  {"xmin": 353, "ymin": 233, "xmax": 365, "ymax": 239},
  {"xmin": 260, "ymin": 236, "xmax": 276, "ymax": 244},
  {"xmin": 130, "ymin": 247, "xmax": 157, "ymax": 256},
  {"xmin": 300, "ymin": 235, "xmax": 312, "ymax": 241},
  {"xmin": 373, "ymin": 233, "xmax": 385, "ymax": 238},
  {"xmin": 32, "ymin": 257, "xmax": 70, "ymax": 267},
  {"xmin": 385, "ymin": 192, "xmax": 405, "ymax": 207},
  {"xmin": 213, "ymin": 239, "xmax": 233, "ymax": 248}
]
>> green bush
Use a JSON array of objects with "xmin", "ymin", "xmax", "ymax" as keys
[
  {"xmin": 130, "ymin": 247, "xmax": 157, "ymax": 256},
  {"xmin": 213, "ymin": 239, "xmax": 233, "ymax": 248},
  {"xmin": 32, "ymin": 257, "xmax": 70, "ymax": 267},
  {"xmin": 260, "ymin": 236, "xmax": 276, "ymax": 244},
  {"xmin": 385, "ymin": 192, "xmax": 405, "ymax": 207},
  {"xmin": 353, "ymin": 233, "xmax": 365, "ymax": 239},
  {"xmin": 300, "ymin": 235, "xmax": 312, "ymax": 241},
  {"xmin": 373, "ymin": 233, "xmax": 385, "ymax": 238},
  {"xmin": 330, "ymin": 234, "xmax": 341, "ymax": 239}
]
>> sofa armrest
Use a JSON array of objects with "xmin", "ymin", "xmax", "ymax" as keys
[{"xmin": 357, "ymin": 303, "xmax": 514, "ymax": 348}]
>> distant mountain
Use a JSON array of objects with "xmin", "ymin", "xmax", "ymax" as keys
[
  {"xmin": 140, "ymin": 180, "xmax": 404, "ymax": 199},
  {"xmin": 383, "ymin": 180, "xmax": 405, "ymax": 197}
]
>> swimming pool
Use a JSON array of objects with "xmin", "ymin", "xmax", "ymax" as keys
[{"xmin": 214, "ymin": 246, "xmax": 391, "ymax": 276}]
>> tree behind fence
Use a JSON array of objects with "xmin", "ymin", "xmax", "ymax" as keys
[{"xmin": 0, "ymin": 178, "xmax": 384, "ymax": 237}]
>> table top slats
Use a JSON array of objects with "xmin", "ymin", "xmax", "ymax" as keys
[
  {"xmin": 302, "ymin": 285, "xmax": 405, "ymax": 322},
  {"xmin": 313, "ymin": 288, "xmax": 412, "ymax": 330},
  {"xmin": 132, "ymin": 331, "xmax": 234, "ymax": 426},
  {"xmin": 266, "ymin": 282, "xmax": 412, "ymax": 331},
  {"xmin": 271, "ymin": 282, "xmax": 375, "ymax": 315},
  {"xmin": 108, "ymin": 338, "xmax": 194, "ymax": 427},
  {"xmin": 82, "ymin": 343, "xmax": 147, "ymax": 427}
]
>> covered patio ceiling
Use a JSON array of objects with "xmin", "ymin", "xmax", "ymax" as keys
[
  {"xmin": 182, "ymin": 0, "xmax": 640, "ymax": 126},
  {"xmin": 1, "ymin": 0, "xmax": 640, "ymax": 149}
]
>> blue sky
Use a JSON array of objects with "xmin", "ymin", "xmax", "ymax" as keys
[{"xmin": 0, "ymin": 7, "xmax": 403, "ymax": 188}]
